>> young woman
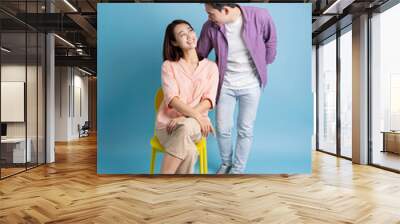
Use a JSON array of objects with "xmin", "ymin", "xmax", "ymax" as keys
[{"xmin": 155, "ymin": 20, "xmax": 219, "ymax": 174}]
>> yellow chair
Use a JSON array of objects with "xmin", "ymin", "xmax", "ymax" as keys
[{"xmin": 150, "ymin": 88, "xmax": 208, "ymax": 174}]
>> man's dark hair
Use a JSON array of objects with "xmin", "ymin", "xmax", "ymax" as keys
[{"xmin": 206, "ymin": 3, "xmax": 239, "ymax": 11}]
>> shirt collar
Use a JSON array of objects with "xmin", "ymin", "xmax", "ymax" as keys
[{"xmin": 177, "ymin": 58, "xmax": 206, "ymax": 78}]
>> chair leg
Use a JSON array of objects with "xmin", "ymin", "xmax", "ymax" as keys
[
  {"xmin": 150, "ymin": 148, "xmax": 156, "ymax": 174},
  {"xmin": 198, "ymin": 148, "xmax": 203, "ymax": 174},
  {"xmin": 203, "ymin": 143, "xmax": 208, "ymax": 174}
]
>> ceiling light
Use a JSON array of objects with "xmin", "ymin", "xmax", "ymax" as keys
[
  {"xmin": 322, "ymin": 0, "xmax": 354, "ymax": 15},
  {"xmin": 78, "ymin": 67, "xmax": 93, "ymax": 76},
  {"xmin": 54, "ymin": 34, "xmax": 75, "ymax": 48},
  {"xmin": 63, "ymin": 0, "xmax": 78, "ymax": 12},
  {"xmin": 1, "ymin": 47, "xmax": 11, "ymax": 53}
]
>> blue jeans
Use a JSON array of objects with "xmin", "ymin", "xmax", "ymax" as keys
[{"xmin": 216, "ymin": 86, "xmax": 261, "ymax": 174}]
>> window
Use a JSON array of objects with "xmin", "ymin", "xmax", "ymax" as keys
[
  {"xmin": 0, "ymin": 1, "xmax": 47, "ymax": 179},
  {"xmin": 318, "ymin": 36, "xmax": 337, "ymax": 154},
  {"xmin": 371, "ymin": 3, "xmax": 400, "ymax": 171},
  {"xmin": 339, "ymin": 28, "xmax": 352, "ymax": 158}
]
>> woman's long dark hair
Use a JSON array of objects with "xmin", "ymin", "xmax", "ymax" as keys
[{"xmin": 163, "ymin": 19, "xmax": 203, "ymax": 61}]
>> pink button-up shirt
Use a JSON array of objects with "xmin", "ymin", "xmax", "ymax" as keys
[{"xmin": 156, "ymin": 58, "xmax": 219, "ymax": 129}]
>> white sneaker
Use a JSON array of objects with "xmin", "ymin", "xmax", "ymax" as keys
[
  {"xmin": 229, "ymin": 169, "xmax": 243, "ymax": 174},
  {"xmin": 216, "ymin": 164, "xmax": 231, "ymax": 174}
]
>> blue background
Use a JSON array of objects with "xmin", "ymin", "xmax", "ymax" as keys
[{"xmin": 98, "ymin": 3, "xmax": 312, "ymax": 174}]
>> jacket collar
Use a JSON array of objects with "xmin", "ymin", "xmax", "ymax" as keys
[{"xmin": 213, "ymin": 5, "xmax": 248, "ymax": 32}]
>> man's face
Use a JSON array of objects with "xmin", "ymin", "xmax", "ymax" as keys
[{"xmin": 205, "ymin": 4, "xmax": 229, "ymax": 25}]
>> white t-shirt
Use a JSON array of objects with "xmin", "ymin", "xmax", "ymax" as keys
[{"xmin": 223, "ymin": 15, "xmax": 260, "ymax": 90}]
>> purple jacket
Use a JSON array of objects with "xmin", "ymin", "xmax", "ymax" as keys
[{"xmin": 197, "ymin": 6, "xmax": 277, "ymax": 99}]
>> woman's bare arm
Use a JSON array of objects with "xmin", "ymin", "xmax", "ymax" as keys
[
  {"xmin": 169, "ymin": 97, "xmax": 203, "ymax": 120},
  {"xmin": 169, "ymin": 97, "xmax": 214, "ymax": 136},
  {"xmin": 193, "ymin": 99, "xmax": 212, "ymax": 114}
]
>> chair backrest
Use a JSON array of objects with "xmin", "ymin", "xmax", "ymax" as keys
[
  {"xmin": 154, "ymin": 88, "xmax": 164, "ymax": 112},
  {"xmin": 82, "ymin": 121, "xmax": 90, "ymax": 129}
]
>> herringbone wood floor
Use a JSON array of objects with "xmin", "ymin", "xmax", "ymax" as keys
[{"xmin": 1, "ymin": 134, "xmax": 400, "ymax": 224}]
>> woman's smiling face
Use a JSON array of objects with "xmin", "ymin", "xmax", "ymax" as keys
[{"xmin": 172, "ymin": 23, "xmax": 197, "ymax": 50}]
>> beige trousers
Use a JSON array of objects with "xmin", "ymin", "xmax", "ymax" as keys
[{"xmin": 156, "ymin": 118, "xmax": 202, "ymax": 174}]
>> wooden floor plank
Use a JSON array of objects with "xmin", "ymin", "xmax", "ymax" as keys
[{"xmin": 1, "ymin": 134, "xmax": 400, "ymax": 223}]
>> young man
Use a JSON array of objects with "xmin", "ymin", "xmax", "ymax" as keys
[{"xmin": 197, "ymin": 3, "xmax": 277, "ymax": 174}]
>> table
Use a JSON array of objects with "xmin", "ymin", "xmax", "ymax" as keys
[{"xmin": 381, "ymin": 131, "xmax": 400, "ymax": 154}]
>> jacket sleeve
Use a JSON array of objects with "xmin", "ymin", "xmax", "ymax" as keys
[
  {"xmin": 196, "ymin": 22, "xmax": 213, "ymax": 59},
  {"xmin": 201, "ymin": 63, "xmax": 219, "ymax": 109},
  {"xmin": 263, "ymin": 10, "xmax": 277, "ymax": 64}
]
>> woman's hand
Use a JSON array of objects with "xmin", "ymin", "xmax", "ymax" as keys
[
  {"xmin": 167, "ymin": 116, "xmax": 186, "ymax": 135},
  {"xmin": 194, "ymin": 116, "xmax": 215, "ymax": 138}
]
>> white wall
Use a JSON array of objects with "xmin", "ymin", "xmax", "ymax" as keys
[
  {"xmin": 1, "ymin": 66, "xmax": 26, "ymax": 137},
  {"xmin": 70, "ymin": 72, "xmax": 89, "ymax": 139},
  {"xmin": 55, "ymin": 66, "xmax": 69, "ymax": 141},
  {"xmin": 55, "ymin": 67, "xmax": 89, "ymax": 141},
  {"xmin": 1, "ymin": 65, "xmax": 40, "ymax": 138}
]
